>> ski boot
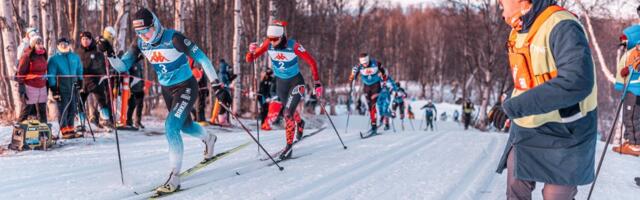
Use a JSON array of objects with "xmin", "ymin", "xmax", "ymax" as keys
[
  {"xmin": 75, "ymin": 125, "xmax": 87, "ymax": 133},
  {"xmin": 384, "ymin": 123, "xmax": 390, "ymax": 131},
  {"xmin": 295, "ymin": 120, "xmax": 305, "ymax": 141},
  {"xmin": 369, "ymin": 123, "xmax": 378, "ymax": 135},
  {"xmin": 279, "ymin": 144, "xmax": 293, "ymax": 160},
  {"xmin": 135, "ymin": 122, "xmax": 145, "ymax": 129},
  {"xmin": 155, "ymin": 170, "xmax": 181, "ymax": 194},
  {"xmin": 202, "ymin": 133, "xmax": 218, "ymax": 161},
  {"xmin": 61, "ymin": 127, "xmax": 76, "ymax": 139}
]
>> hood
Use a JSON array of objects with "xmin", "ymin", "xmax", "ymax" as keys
[
  {"xmin": 146, "ymin": 12, "xmax": 165, "ymax": 45},
  {"xmin": 520, "ymin": 0, "xmax": 557, "ymax": 33}
]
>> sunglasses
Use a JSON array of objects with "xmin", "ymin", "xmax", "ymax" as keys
[
  {"xmin": 135, "ymin": 27, "xmax": 152, "ymax": 35},
  {"xmin": 268, "ymin": 37, "xmax": 280, "ymax": 42}
]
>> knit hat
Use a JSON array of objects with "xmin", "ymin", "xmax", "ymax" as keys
[
  {"xmin": 25, "ymin": 27, "xmax": 38, "ymax": 38},
  {"xmin": 267, "ymin": 20, "xmax": 287, "ymax": 38},
  {"xmin": 80, "ymin": 31, "xmax": 93, "ymax": 40},
  {"xmin": 133, "ymin": 8, "xmax": 164, "ymax": 44},
  {"xmin": 102, "ymin": 26, "xmax": 116, "ymax": 43},
  {"xmin": 29, "ymin": 36, "xmax": 43, "ymax": 47}
]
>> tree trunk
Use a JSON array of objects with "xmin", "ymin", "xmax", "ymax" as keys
[
  {"xmin": 29, "ymin": 0, "xmax": 40, "ymax": 30},
  {"xmin": 101, "ymin": 0, "xmax": 107, "ymax": 30},
  {"xmin": 475, "ymin": 71, "xmax": 492, "ymax": 131},
  {"xmin": 232, "ymin": 0, "xmax": 243, "ymax": 114},
  {"xmin": 174, "ymin": 0, "xmax": 184, "ymax": 32},
  {"xmin": 40, "ymin": 0, "xmax": 55, "ymax": 54},
  {"xmin": 1, "ymin": 0, "xmax": 22, "ymax": 119},
  {"xmin": 251, "ymin": 0, "xmax": 260, "ymax": 115},
  {"xmin": 114, "ymin": 0, "xmax": 131, "ymax": 53},
  {"xmin": 70, "ymin": 0, "xmax": 80, "ymax": 44}
]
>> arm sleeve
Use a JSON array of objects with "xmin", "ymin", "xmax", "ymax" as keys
[
  {"xmin": 293, "ymin": 42, "xmax": 320, "ymax": 81},
  {"xmin": 47, "ymin": 58, "xmax": 57, "ymax": 87},
  {"xmin": 174, "ymin": 32, "xmax": 219, "ymax": 81},
  {"xmin": 76, "ymin": 55, "xmax": 83, "ymax": 80},
  {"xmin": 246, "ymin": 39, "xmax": 270, "ymax": 62},
  {"xmin": 350, "ymin": 65, "xmax": 360, "ymax": 81},
  {"xmin": 502, "ymin": 20, "xmax": 594, "ymax": 119},
  {"xmin": 16, "ymin": 53, "xmax": 30, "ymax": 84},
  {"xmin": 113, "ymin": 43, "xmax": 142, "ymax": 73}
]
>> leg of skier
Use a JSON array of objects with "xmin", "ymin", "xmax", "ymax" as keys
[
  {"xmin": 157, "ymin": 78, "xmax": 216, "ymax": 194},
  {"xmin": 276, "ymin": 75, "xmax": 305, "ymax": 159}
]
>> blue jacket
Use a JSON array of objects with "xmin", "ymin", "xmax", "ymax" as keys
[{"xmin": 47, "ymin": 51, "xmax": 83, "ymax": 90}]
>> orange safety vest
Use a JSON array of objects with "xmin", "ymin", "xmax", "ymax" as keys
[{"xmin": 507, "ymin": 6, "xmax": 564, "ymax": 91}]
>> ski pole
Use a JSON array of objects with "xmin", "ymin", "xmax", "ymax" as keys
[
  {"xmin": 318, "ymin": 102, "xmax": 348, "ymax": 149},
  {"xmin": 256, "ymin": 96, "xmax": 261, "ymax": 155},
  {"xmin": 218, "ymin": 103, "xmax": 285, "ymax": 170},
  {"xmin": 104, "ymin": 58, "xmax": 125, "ymax": 185},
  {"xmin": 345, "ymin": 83, "xmax": 354, "ymax": 134},
  {"xmin": 74, "ymin": 82, "xmax": 96, "ymax": 142},
  {"xmin": 587, "ymin": 67, "xmax": 634, "ymax": 200}
]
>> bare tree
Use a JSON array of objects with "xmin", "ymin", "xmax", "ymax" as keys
[
  {"xmin": 232, "ymin": 0, "xmax": 243, "ymax": 114},
  {"xmin": 40, "ymin": 0, "xmax": 55, "ymax": 53},
  {"xmin": 1, "ymin": 0, "xmax": 21, "ymax": 118}
]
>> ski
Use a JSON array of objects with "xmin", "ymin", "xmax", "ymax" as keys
[
  {"xmin": 180, "ymin": 141, "xmax": 251, "ymax": 177},
  {"xmin": 359, "ymin": 129, "xmax": 380, "ymax": 139},
  {"xmin": 259, "ymin": 127, "xmax": 326, "ymax": 161},
  {"xmin": 135, "ymin": 142, "xmax": 251, "ymax": 198},
  {"xmin": 267, "ymin": 153, "xmax": 312, "ymax": 167}
]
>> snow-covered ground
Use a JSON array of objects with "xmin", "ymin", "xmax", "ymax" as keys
[{"xmin": 0, "ymin": 103, "xmax": 638, "ymax": 200}]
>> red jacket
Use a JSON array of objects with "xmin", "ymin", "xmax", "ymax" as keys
[{"xmin": 17, "ymin": 47, "xmax": 48, "ymax": 88}]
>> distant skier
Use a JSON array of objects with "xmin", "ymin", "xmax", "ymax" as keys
[
  {"xmin": 421, "ymin": 100, "xmax": 437, "ymax": 131},
  {"xmin": 391, "ymin": 82, "xmax": 407, "ymax": 120},
  {"xmin": 105, "ymin": 8, "xmax": 221, "ymax": 194},
  {"xmin": 246, "ymin": 20, "xmax": 323, "ymax": 160},
  {"xmin": 349, "ymin": 53, "xmax": 391, "ymax": 135},
  {"xmin": 453, "ymin": 110, "xmax": 460, "ymax": 122},
  {"xmin": 377, "ymin": 83, "xmax": 394, "ymax": 131},
  {"xmin": 462, "ymin": 98, "xmax": 474, "ymax": 130}
]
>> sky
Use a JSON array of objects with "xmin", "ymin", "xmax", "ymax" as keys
[{"xmin": 376, "ymin": 0, "xmax": 638, "ymax": 19}]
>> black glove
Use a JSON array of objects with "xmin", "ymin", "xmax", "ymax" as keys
[
  {"xmin": 212, "ymin": 80, "xmax": 224, "ymax": 99},
  {"xmin": 18, "ymin": 84, "xmax": 28, "ymax": 100},
  {"xmin": 96, "ymin": 36, "xmax": 115, "ymax": 57},
  {"xmin": 51, "ymin": 89, "xmax": 61, "ymax": 102}
]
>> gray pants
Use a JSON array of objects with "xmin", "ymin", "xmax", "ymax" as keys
[
  {"xmin": 623, "ymin": 93, "xmax": 640, "ymax": 145},
  {"xmin": 507, "ymin": 149, "xmax": 577, "ymax": 200}
]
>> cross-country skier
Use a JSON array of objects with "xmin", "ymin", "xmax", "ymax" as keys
[
  {"xmin": 245, "ymin": 20, "xmax": 323, "ymax": 160},
  {"xmin": 377, "ymin": 82, "xmax": 393, "ymax": 131},
  {"xmin": 105, "ymin": 8, "xmax": 221, "ymax": 194},
  {"xmin": 349, "ymin": 53, "xmax": 391, "ymax": 135},
  {"xmin": 391, "ymin": 82, "xmax": 407, "ymax": 120},
  {"xmin": 421, "ymin": 100, "xmax": 437, "ymax": 131}
]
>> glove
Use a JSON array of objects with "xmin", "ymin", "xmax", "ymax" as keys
[
  {"xmin": 75, "ymin": 80, "xmax": 83, "ymax": 92},
  {"xmin": 211, "ymin": 79, "xmax": 225, "ymax": 99},
  {"xmin": 96, "ymin": 36, "xmax": 115, "ymax": 57},
  {"xmin": 314, "ymin": 81, "xmax": 323, "ymax": 98},
  {"xmin": 621, "ymin": 66, "xmax": 630, "ymax": 78},
  {"xmin": 18, "ymin": 84, "xmax": 28, "ymax": 101},
  {"xmin": 249, "ymin": 42, "xmax": 257, "ymax": 53},
  {"xmin": 51, "ymin": 88, "xmax": 61, "ymax": 102}
]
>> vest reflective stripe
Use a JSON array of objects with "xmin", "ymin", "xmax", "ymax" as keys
[
  {"xmin": 510, "ymin": 10, "xmax": 597, "ymax": 128},
  {"xmin": 268, "ymin": 39, "xmax": 301, "ymax": 79}
]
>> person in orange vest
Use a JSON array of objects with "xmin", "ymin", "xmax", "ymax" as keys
[{"xmin": 494, "ymin": 0, "xmax": 598, "ymax": 199}]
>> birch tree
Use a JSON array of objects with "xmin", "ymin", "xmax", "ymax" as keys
[
  {"xmin": 1, "ymin": 0, "xmax": 22, "ymax": 118},
  {"xmin": 232, "ymin": 0, "xmax": 243, "ymax": 113}
]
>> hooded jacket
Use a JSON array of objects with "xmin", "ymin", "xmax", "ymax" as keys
[{"xmin": 496, "ymin": 0, "xmax": 597, "ymax": 185}]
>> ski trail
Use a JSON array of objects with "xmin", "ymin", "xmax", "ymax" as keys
[
  {"xmin": 439, "ymin": 135, "xmax": 501, "ymax": 200},
  {"xmin": 275, "ymin": 132, "xmax": 447, "ymax": 200}
]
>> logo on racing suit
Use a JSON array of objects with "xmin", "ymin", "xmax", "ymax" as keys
[
  {"xmin": 274, "ymin": 53, "xmax": 287, "ymax": 61},
  {"xmin": 150, "ymin": 51, "xmax": 170, "ymax": 63}
]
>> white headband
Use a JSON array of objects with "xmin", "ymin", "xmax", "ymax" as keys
[
  {"xmin": 359, "ymin": 56, "xmax": 370, "ymax": 65},
  {"xmin": 267, "ymin": 25, "xmax": 284, "ymax": 37}
]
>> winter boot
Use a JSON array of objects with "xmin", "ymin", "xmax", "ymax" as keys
[
  {"xmin": 76, "ymin": 125, "xmax": 87, "ymax": 133},
  {"xmin": 612, "ymin": 143, "xmax": 640, "ymax": 157},
  {"xmin": 296, "ymin": 120, "xmax": 305, "ymax": 141},
  {"xmin": 202, "ymin": 133, "xmax": 218, "ymax": 161},
  {"xmin": 279, "ymin": 144, "xmax": 293, "ymax": 160},
  {"xmin": 155, "ymin": 170, "xmax": 181, "ymax": 194},
  {"xmin": 135, "ymin": 122, "xmax": 145, "ymax": 129},
  {"xmin": 61, "ymin": 127, "xmax": 76, "ymax": 139}
]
